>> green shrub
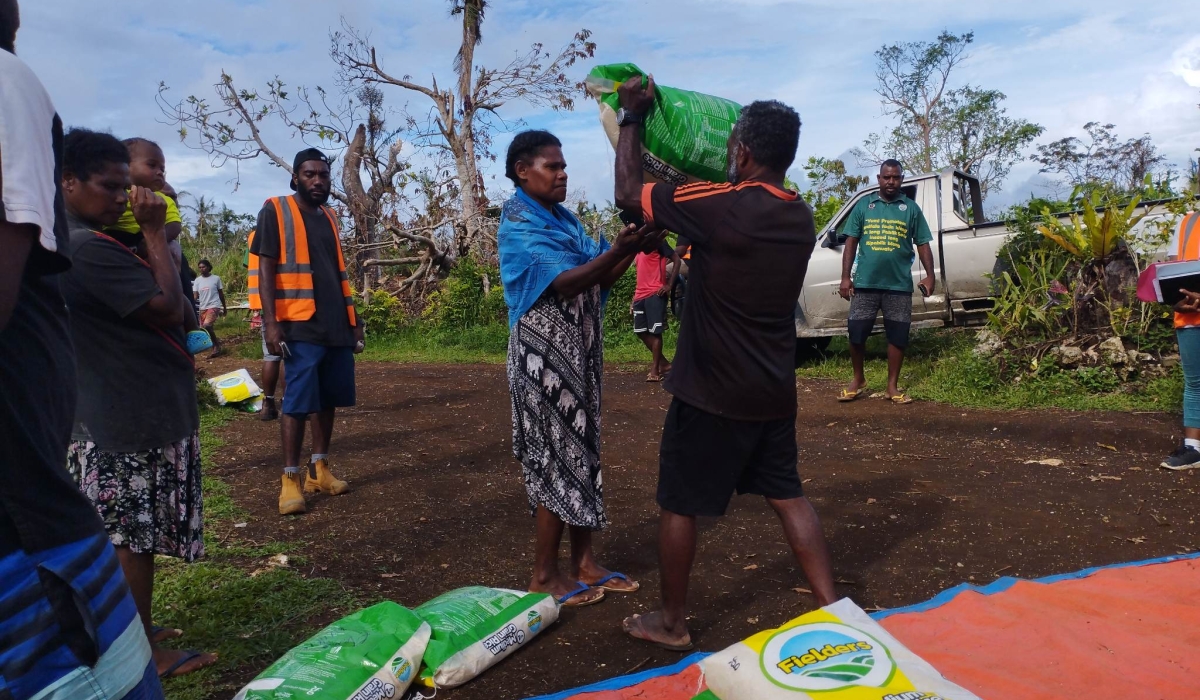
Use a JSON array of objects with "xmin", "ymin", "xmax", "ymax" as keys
[
  {"xmin": 359, "ymin": 290, "xmax": 407, "ymax": 336},
  {"xmin": 481, "ymin": 285, "xmax": 508, "ymax": 327},
  {"xmin": 423, "ymin": 258, "xmax": 506, "ymax": 330},
  {"xmin": 1073, "ymin": 366, "xmax": 1122, "ymax": 394}
]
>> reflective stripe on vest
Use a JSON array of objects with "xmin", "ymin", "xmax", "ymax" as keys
[
  {"xmin": 247, "ymin": 229, "xmax": 261, "ymax": 309},
  {"xmin": 246, "ymin": 196, "xmax": 357, "ymax": 326},
  {"xmin": 1174, "ymin": 212, "xmax": 1200, "ymax": 328}
]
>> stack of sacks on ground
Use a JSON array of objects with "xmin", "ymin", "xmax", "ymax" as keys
[{"xmin": 233, "ymin": 588, "xmax": 559, "ymax": 698}]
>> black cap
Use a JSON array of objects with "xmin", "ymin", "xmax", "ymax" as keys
[{"xmin": 290, "ymin": 148, "xmax": 331, "ymax": 190}]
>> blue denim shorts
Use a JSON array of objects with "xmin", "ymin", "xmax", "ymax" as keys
[{"xmin": 281, "ymin": 341, "xmax": 356, "ymax": 416}]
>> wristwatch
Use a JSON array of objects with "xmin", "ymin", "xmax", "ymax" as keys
[{"xmin": 615, "ymin": 108, "xmax": 643, "ymax": 127}]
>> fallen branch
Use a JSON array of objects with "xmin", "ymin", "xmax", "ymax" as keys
[{"xmin": 362, "ymin": 257, "xmax": 423, "ymax": 268}]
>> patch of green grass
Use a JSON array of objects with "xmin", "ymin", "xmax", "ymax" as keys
[
  {"xmin": 359, "ymin": 321, "xmax": 679, "ymax": 366},
  {"xmin": 197, "ymin": 408, "xmax": 244, "ymax": 522},
  {"xmin": 362, "ymin": 323, "xmax": 510, "ymax": 363},
  {"xmin": 155, "ymin": 562, "xmax": 355, "ymax": 700},
  {"xmin": 156, "ymin": 405, "xmax": 361, "ymax": 699},
  {"xmin": 798, "ymin": 329, "xmax": 1182, "ymax": 412}
]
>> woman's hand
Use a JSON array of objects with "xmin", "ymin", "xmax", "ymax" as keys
[
  {"xmin": 131, "ymin": 186, "xmax": 167, "ymax": 236},
  {"xmin": 1175, "ymin": 289, "xmax": 1200, "ymax": 313},
  {"xmin": 612, "ymin": 223, "xmax": 653, "ymax": 257}
]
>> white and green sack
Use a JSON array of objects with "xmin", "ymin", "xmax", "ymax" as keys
[
  {"xmin": 585, "ymin": 63, "xmax": 742, "ymax": 185},
  {"xmin": 415, "ymin": 586, "xmax": 559, "ymax": 688},
  {"xmin": 233, "ymin": 601, "xmax": 429, "ymax": 700},
  {"xmin": 699, "ymin": 598, "xmax": 980, "ymax": 699}
]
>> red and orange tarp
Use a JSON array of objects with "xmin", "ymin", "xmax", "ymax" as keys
[{"xmin": 529, "ymin": 553, "xmax": 1200, "ymax": 700}]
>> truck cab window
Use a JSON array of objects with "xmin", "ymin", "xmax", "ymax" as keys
[{"xmin": 952, "ymin": 175, "xmax": 973, "ymax": 224}]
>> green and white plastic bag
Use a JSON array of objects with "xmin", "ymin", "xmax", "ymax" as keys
[
  {"xmin": 233, "ymin": 601, "xmax": 429, "ymax": 700},
  {"xmin": 415, "ymin": 586, "xmax": 559, "ymax": 688},
  {"xmin": 585, "ymin": 63, "xmax": 742, "ymax": 185},
  {"xmin": 699, "ymin": 598, "xmax": 980, "ymax": 699}
]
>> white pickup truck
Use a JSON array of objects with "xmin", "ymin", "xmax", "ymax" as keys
[{"xmin": 794, "ymin": 167, "xmax": 1182, "ymax": 355}]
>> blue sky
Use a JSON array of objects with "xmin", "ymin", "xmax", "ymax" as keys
[{"xmin": 15, "ymin": 0, "xmax": 1200, "ymax": 218}]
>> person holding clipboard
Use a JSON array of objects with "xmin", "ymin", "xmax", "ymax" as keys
[{"xmin": 1161, "ymin": 211, "xmax": 1200, "ymax": 470}]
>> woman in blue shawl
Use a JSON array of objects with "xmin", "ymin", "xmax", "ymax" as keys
[{"xmin": 499, "ymin": 131, "xmax": 650, "ymax": 607}]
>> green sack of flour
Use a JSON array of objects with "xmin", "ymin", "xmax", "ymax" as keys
[
  {"xmin": 585, "ymin": 63, "xmax": 742, "ymax": 185},
  {"xmin": 700, "ymin": 598, "xmax": 980, "ymax": 699},
  {"xmin": 415, "ymin": 586, "xmax": 559, "ymax": 688},
  {"xmin": 233, "ymin": 601, "xmax": 429, "ymax": 700}
]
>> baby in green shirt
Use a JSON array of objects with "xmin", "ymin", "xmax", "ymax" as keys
[
  {"xmin": 106, "ymin": 138, "xmax": 182, "ymax": 247},
  {"xmin": 107, "ymin": 137, "xmax": 202, "ymax": 335}
]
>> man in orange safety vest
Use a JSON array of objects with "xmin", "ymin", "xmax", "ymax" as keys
[{"xmin": 249, "ymin": 148, "xmax": 364, "ymax": 514}]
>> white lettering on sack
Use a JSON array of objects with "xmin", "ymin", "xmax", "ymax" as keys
[
  {"xmin": 348, "ymin": 679, "xmax": 396, "ymax": 700},
  {"xmin": 482, "ymin": 623, "xmax": 527, "ymax": 656}
]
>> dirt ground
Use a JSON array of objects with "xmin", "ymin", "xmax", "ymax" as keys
[{"xmin": 202, "ymin": 358, "xmax": 1198, "ymax": 699}]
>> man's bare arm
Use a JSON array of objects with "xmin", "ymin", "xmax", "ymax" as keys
[
  {"xmin": 614, "ymin": 76, "xmax": 657, "ymax": 212},
  {"xmin": 917, "ymin": 243, "xmax": 936, "ymax": 294}
]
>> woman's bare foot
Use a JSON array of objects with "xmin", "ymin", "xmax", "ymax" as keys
[
  {"xmin": 154, "ymin": 647, "xmax": 218, "ymax": 678},
  {"xmin": 622, "ymin": 611, "xmax": 692, "ymax": 650},
  {"xmin": 529, "ymin": 573, "xmax": 604, "ymax": 606}
]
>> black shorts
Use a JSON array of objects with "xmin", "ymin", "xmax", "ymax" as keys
[
  {"xmin": 847, "ymin": 288, "xmax": 913, "ymax": 348},
  {"xmin": 633, "ymin": 295, "xmax": 667, "ymax": 336},
  {"xmin": 657, "ymin": 398, "xmax": 804, "ymax": 516}
]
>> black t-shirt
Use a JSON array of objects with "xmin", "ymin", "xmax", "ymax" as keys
[
  {"xmin": 643, "ymin": 181, "xmax": 816, "ymax": 421},
  {"xmin": 60, "ymin": 217, "xmax": 199, "ymax": 452},
  {"xmin": 251, "ymin": 201, "xmax": 356, "ymax": 347}
]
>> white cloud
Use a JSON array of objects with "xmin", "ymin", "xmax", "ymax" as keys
[{"xmin": 14, "ymin": 0, "xmax": 1200, "ymax": 218}]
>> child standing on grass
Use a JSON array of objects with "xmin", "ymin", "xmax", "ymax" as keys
[{"xmin": 193, "ymin": 259, "xmax": 227, "ymax": 357}]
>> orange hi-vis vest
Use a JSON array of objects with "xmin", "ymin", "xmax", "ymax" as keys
[
  {"xmin": 1174, "ymin": 211, "xmax": 1200, "ymax": 328},
  {"xmin": 247, "ymin": 196, "xmax": 356, "ymax": 326}
]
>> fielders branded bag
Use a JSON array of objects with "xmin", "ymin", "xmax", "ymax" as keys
[
  {"xmin": 233, "ymin": 602, "xmax": 430, "ymax": 700},
  {"xmin": 414, "ymin": 586, "xmax": 559, "ymax": 688},
  {"xmin": 585, "ymin": 63, "xmax": 742, "ymax": 185},
  {"xmin": 697, "ymin": 598, "xmax": 980, "ymax": 700}
]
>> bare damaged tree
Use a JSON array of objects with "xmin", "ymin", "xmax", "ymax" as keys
[
  {"xmin": 157, "ymin": 74, "xmax": 427, "ymax": 287},
  {"xmin": 1033, "ymin": 122, "xmax": 1169, "ymax": 194},
  {"xmin": 330, "ymin": 10, "xmax": 595, "ymax": 257},
  {"xmin": 855, "ymin": 31, "xmax": 1042, "ymax": 198}
]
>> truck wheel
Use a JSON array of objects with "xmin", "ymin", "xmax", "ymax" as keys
[{"xmin": 795, "ymin": 337, "xmax": 832, "ymax": 368}]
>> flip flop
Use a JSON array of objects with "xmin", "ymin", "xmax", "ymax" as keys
[
  {"xmin": 623, "ymin": 613, "xmax": 694, "ymax": 651},
  {"xmin": 837, "ymin": 388, "xmax": 866, "ymax": 402},
  {"xmin": 889, "ymin": 393, "xmax": 914, "ymax": 405},
  {"xmin": 553, "ymin": 581, "xmax": 605, "ymax": 607},
  {"xmin": 646, "ymin": 374, "xmax": 665, "ymax": 383},
  {"xmin": 159, "ymin": 650, "xmax": 215, "ymax": 678},
  {"xmin": 590, "ymin": 571, "xmax": 640, "ymax": 593},
  {"xmin": 151, "ymin": 625, "xmax": 182, "ymax": 643}
]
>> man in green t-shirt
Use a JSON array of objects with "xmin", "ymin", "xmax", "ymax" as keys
[{"xmin": 837, "ymin": 160, "xmax": 935, "ymax": 405}]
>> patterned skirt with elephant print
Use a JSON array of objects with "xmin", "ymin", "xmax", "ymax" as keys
[{"xmin": 507, "ymin": 285, "xmax": 607, "ymax": 530}]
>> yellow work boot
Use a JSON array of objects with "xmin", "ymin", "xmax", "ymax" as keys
[
  {"xmin": 304, "ymin": 458, "xmax": 349, "ymax": 496},
  {"xmin": 279, "ymin": 471, "xmax": 307, "ymax": 515}
]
